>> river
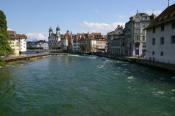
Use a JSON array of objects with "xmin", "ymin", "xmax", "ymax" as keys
[{"xmin": 0, "ymin": 55, "xmax": 175, "ymax": 116}]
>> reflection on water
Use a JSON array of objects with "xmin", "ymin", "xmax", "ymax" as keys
[{"xmin": 0, "ymin": 55, "xmax": 175, "ymax": 116}]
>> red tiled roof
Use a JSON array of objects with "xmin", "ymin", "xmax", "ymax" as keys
[{"xmin": 8, "ymin": 31, "xmax": 27, "ymax": 40}]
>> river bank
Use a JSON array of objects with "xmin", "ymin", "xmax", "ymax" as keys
[
  {"xmin": 1, "ymin": 52, "xmax": 175, "ymax": 73},
  {"xmin": 0, "ymin": 53, "xmax": 70, "ymax": 67},
  {"xmin": 92, "ymin": 53, "xmax": 175, "ymax": 73}
]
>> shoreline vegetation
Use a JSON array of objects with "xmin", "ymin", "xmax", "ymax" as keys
[{"xmin": 0, "ymin": 10, "xmax": 12, "ymax": 66}]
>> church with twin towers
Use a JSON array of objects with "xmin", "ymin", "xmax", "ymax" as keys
[{"xmin": 48, "ymin": 26, "xmax": 61, "ymax": 50}]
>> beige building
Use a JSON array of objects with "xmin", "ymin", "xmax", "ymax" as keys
[{"xmin": 89, "ymin": 33, "xmax": 107, "ymax": 53}]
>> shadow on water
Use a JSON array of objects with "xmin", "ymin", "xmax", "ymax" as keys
[{"xmin": 108, "ymin": 59, "xmax": 175, "ymax": 84}]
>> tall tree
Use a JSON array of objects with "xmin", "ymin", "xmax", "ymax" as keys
[{"xmin": 0, "ymin": 10, "xmax": 12, "ymax": 56}]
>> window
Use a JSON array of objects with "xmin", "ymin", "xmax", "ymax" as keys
[
  {"xmin": 160, "ymin": 37, "xmax": 164, "ymax": 45},
  {"xmin": 171, "ymin": 35, "xmax": 175, "ymax": 44},
  {"xmin": 152, "ymin": 51, "xmax": 155, "ymax": 55},
  {"xmin": 160, "ymin": 51, "xmax": 164, "ymax": 56},
  {"xmin": 152, "ymin": 38, "xmax": 156, "ymax": 45},
  {"xmin": 161, "ymin": 25, "xmax": 164, "ymax": 31},
  {"xmin": 172, "ymin": 22, "xmax": 175, "ymax": 29},
  {"xmin": 152, "ymin": 27, "xmax": 156, "ymax": 33},
  {"xmin": 142, "ymin": 36, "xmax": 145, "ymax": 41}
]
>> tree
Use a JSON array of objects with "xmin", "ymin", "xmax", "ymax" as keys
[{"xmin": 0, "ymin": 10, "xmax": 12, "ymax": 56}]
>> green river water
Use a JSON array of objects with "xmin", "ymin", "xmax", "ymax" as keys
[{"xmin": 0, "ymin": 55, "xmax": 175, "ymax": 116}]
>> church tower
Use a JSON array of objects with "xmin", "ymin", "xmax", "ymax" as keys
[
  {"xmin": 56, "ymin": 26, "xmax": 61, "ymax": 41},
  {"xmin": 49, "ymin": 27, "xmax": 53, "ymax": 37},
  {"xmin": 56, "ymin": 26, "xmax": 60, "ymax": 36}
]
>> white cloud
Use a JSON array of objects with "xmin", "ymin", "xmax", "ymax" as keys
[
  {"xmin": 26, "ymin": 33, "xmax": 48, "ymax": 41},
  {"xmin": 82, "ymin": 21, "xmax": 125, "ymax": 34},
  {"xmin": 7, "ymin": 28, "xmax": 14, "ymax": 31},
  {"xmin": 146, "ymin": 10, "xmax": 162, "ymax": 16}
]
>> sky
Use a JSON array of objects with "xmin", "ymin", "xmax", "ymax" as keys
[{"xmin": 0, "ymin": 0, "xmax": 174, "ymax": 40}]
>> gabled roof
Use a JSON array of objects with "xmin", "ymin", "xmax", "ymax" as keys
[{"xmin": 147, "ymin": 4, "xmax": 175, "ymax": 29}]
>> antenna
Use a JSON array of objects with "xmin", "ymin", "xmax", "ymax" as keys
[{"xmin": 168, "ymin": 0, "xmax": 170, "ymax": 7}]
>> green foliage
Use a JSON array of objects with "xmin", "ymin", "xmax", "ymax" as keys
[
  {"xmin": 0, "ymin": 58, "xmax": 5, "ymax": 66},
  {"xmin": 0, "ymin": 10, "xmax": 12, "ymax": 56}
]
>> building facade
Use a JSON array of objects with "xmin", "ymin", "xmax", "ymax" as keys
[
  {"xmin": 72, "ymin": 33, "xmax": 107, "ymax": 54},
  {"xmin": 124, "ymin": 13, "xmax": 153, "ymax": 57},
  {"xmin": 145, "ymin": 4, "xmax": 175, "ymax": 64},
  {"xmin": 89, "ymin": 33, "xmax": 107, "ymax": 53},
  {"xmin": 107, "ymin": 25, "xmax": 125, "ymax": 56},
  {"xmin": 124, "ymin": 18, "xmax": 134, "ymax": 56},
  {"xmin": 72, "ymin": 34, "xmax": 81, "ymax": 53},
  {"xmin": 17, "ymin": 34, "xmax": 27, "ymax": 53},
  {"xmin": 8, "ymin": 31, "xmax": 27, "ymax": 55},
  {"xmin": 48, "ymin": 26, "xmax": 61, "ymax": 50},
  {"xmin": 78, "ymin": 33, "xmax": 90, "ymax": 53},
  {"xmin": 63, "ymin": 30, "xmax": 73, "ymax": 52}
]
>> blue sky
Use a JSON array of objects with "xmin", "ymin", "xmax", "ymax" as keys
[{"xmin": 0, "ymin": 0, "xmax": 173, "ymax": 40}]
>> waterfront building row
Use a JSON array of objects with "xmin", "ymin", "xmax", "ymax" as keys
[
  {"xmin": 46, "ymin": 4, "xmax": 175, "ymax": 65},
  {"xmin": 107, "ymin": 4, "xmax": 175, "ymax": 65},
  {"xmin": 107, "ymin": 12, "xmax": 155, "ymax": 57},
  {"xmin": 48, "ymin": 29, "xmax": 107, "ymax": 54}
]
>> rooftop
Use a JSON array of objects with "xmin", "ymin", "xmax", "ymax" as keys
[{"xmin": 147, "ymin": 4, "xmax": 175, "ymax": 29}]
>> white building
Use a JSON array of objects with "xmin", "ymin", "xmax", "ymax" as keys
[
  {"xmin": 36, "ymin": 40, "xmax": 48, "ymax": 50},
  {"xmin": 145, "ymin": 4, "xmax": 175, "ymax": 64},
  {"xmin": 132, "ymin": 13, "xmax": 152, "ymax": 57},
  {"xmin": 17, "ymin": 34, "xmax": 27, "ymax": 52}
]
